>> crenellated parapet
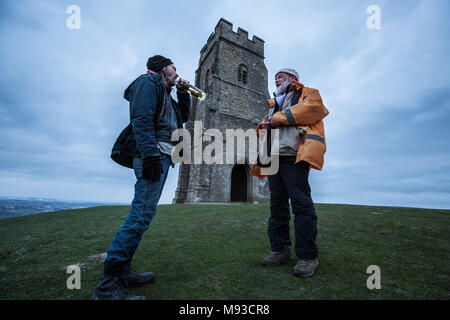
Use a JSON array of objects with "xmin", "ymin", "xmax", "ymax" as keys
[{"xmin": 199, "ymin": 18, "xmax": 265, "ymax": 65}]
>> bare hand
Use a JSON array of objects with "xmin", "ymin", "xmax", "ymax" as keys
[
  {"xmin": 260, "ymin": 119, "xmax": 272, "ymax": 129},
  {"xmin": 176, "ymin": 78, "xmax": 187, "ymax": 90}
]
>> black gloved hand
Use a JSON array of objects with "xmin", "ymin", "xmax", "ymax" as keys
[{"xmin": 142, "ymin": 156, "xmax": 163, "ymax": 182}]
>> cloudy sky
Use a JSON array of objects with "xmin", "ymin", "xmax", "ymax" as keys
[{"xmin": 0, "ymin": 0, "xmax": 449, "ymax": 209}]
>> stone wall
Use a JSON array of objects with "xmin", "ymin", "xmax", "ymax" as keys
[{"xmin": 174, "ymin": 18, "xmax": 270, "ymax": 203}]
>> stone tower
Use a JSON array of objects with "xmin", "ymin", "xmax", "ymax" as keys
[{"xmin": 173, "ymin": 18, "xmax": 270, "ymax": 203}]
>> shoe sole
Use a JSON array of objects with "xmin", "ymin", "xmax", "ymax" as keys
[
  {"xmin": 293, "ymin": 262, "xmax": 319, "ymax": 278},
  {"xmin": 293, "ymin": 270, "xmax": 314, "ymax": 278},
  {"xmin": 122, "ymin": 276, "xmax": 156, "ymax": 288},
  {"xmin": 91, "ymin": 295, "xmax": 146, "ymax": 300},
  {"xmin": 262, "ymin": 256, "xmax": 294, "ymax": 267}
]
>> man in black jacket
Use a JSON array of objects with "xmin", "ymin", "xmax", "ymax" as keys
[{"xmin": 92, "ymin": 55, "xmax": 191, "ymax": 300}]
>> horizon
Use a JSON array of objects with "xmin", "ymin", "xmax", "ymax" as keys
[
  {"xmin": 0, "ymin": 195, "xmax": 127, "ymax": 205},
  {"xmin": 1, "ymin": 195, "xmax": 448, "ymax": 211}
]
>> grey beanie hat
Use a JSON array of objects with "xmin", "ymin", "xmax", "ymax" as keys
[{"xmin": 276, "ymin": 67, "xmax": 299, "ymax": 81}]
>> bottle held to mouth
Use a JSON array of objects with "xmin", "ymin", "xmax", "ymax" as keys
[{"xmin": 177, "ymin": 78, "xmax": 206, "ymax": 100}]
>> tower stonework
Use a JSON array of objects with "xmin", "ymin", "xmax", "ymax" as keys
[{"xmin": 173, "ymin": 18, "xmax": 270, "ymax": 203}]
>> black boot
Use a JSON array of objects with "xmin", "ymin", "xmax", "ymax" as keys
[
  {"xmin": 91, "ymin": 261, "xmax": 146, "ymax": 300},
  {"xmin": 119, "ymin": 262, "xmax": 155, "ymax": 287},
  {"xmin": 91, "ymin": 275, "xmax": 146, "ymax": 300}
]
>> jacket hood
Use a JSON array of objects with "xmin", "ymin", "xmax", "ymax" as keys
[
  {"xmin": 123, "ymin": 73, "xmax": 163, "ymax": 102},
  {"xmin": 123, "ymin": 80, "xmax": 135, "ymax": 102}
]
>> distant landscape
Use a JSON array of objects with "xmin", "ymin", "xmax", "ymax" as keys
[{"xmin": 0, "ymin": 197, "xmax": 125, "ymax": 219}]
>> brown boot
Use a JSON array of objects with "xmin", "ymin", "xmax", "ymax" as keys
[
  {"xmin": 262, "ymin": 246, "xmax": 293, "ymax": 266},
  {"xmin": 293, "ymin": 259, "xmax": 319, "ymax": 278}
]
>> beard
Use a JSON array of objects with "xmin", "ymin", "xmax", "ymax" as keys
[
  {"xmin": 161, "ymin": 68, "xmax": 177, "ymax": 87},
  {"xmin": 275, "ymin": 79, "xmax": 290, "ymax": 96},
  {"xmin": 166, "ymin": 75, "xmax": 176, "ymax": 87}
]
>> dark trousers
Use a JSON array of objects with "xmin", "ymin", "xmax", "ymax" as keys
[{"xmin": 268, "ymin": 157, "xmax": 318, "ymax": 260}]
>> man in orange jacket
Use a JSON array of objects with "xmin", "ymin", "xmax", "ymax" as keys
[{"xmin": 251, "ymin": 67, "xmax": 329, "ymax": 278}]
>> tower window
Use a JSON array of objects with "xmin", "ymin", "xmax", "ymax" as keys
[{"xmin": 238, "ymin": 64, "xmax": 248, "ymax": 85}]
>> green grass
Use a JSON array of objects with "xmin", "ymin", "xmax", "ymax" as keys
[{"xmin": 0, "ymin": 203, "xmax": 449, "ymax": 300}]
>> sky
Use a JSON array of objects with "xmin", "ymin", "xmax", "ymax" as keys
[{"xmin": 0, "ymin": 0, "xmax": 449, "ymax": 209}]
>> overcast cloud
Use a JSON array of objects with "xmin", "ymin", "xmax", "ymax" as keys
[{"xmin": 0, "ymin": 0, "xmax": 449, "ymax": 209}]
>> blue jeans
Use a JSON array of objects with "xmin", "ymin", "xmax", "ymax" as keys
[{"xmin": 104, "ymin": 154, "xmax": 171, "ymax": 272}]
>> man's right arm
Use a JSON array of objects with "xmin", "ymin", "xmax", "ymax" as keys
[
  {"xmin": 176, "ymin": 89, "xmax": 191, "ymax": 123},
  {"xmin": 271, "ymin": 88, "xmax": 329, "ymax": 127},
  {"xmin": 129, "ymin": 76, "xmax": 161, "ymax": 159}
]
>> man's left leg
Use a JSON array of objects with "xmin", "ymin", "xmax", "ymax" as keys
[
  {"xmin": 281, "ymin": 160, "xmax": 319, "ymax": 277},
  {"xmin": 105, "ymin": 155, "xmax": 171, "ymax": 271},
  {"xmin": 120, "ymin": 155, "xmax": 172, "ymax": 286},
  {"xmin": 262, "ymin": 166, "xmax": 294, "ymax": 266},
  {"xmin": 92, "ymin": 154, "xmax": 171, "ymax": 299}
]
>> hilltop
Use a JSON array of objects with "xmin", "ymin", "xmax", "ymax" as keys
[{"xmin": 0, "ymin": 203, "xmax": 448, "ymax": 300}]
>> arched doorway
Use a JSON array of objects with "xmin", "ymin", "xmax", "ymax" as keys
[{"xmin": 230, "ymin": 164, "xmax": 248, "ymax": 202}]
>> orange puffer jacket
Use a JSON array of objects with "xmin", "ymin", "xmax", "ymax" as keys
[{"xmin": 251, "ymin": 82, "xmax": 329, "ymax": 178}]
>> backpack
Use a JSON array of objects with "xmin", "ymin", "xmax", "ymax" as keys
[{"xmin": 110, "ymin": 74, "xmax": 164, "ymax": 168}]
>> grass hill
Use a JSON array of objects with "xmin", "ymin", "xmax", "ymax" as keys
[{"xmin": 0, "ymin": 203, "xmax": 448, "ymax": 300}]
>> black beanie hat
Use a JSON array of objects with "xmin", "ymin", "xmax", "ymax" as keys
[{"xmin": 146, "ymin": 55, "xmax": 173, "ymax": 72}]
